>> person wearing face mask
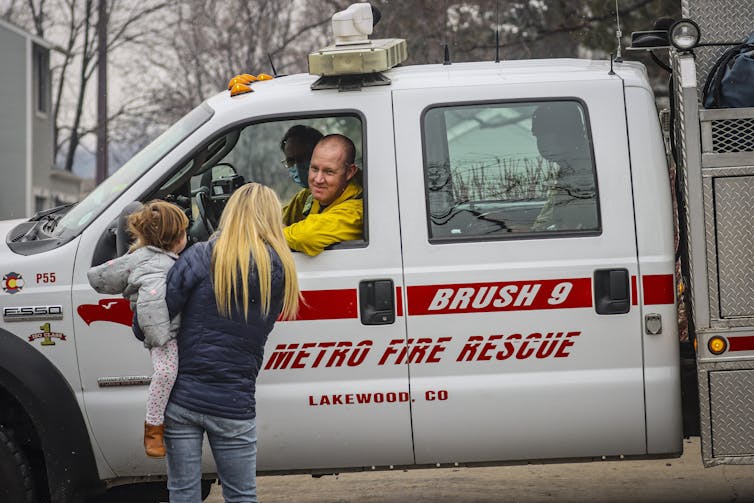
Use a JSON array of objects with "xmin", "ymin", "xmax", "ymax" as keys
[
  {"xmin": 280, "ymin": 125, "xmax": 323, "ymax": 226},
  {"xmin": 284, "ymin": 134, "xmax": 364, "ymax": 256}
]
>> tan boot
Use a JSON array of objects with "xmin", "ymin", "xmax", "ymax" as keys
[{"xmin": 144, "ymin": 422, "xmax": 166, "ymax": 458}]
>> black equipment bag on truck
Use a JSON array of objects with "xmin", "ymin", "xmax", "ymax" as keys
[{"xmin": 702, "ymin": 32, "xmax": 754, "ymax": 109}]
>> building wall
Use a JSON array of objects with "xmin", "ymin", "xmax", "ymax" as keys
[
  {"xmin": 0, "ymin": 27, "xmax": 29, "ymax": 220},
  {"xmin": 0, "ymin": 22, "xmax": 84, "ymax": 221},
  {"xmin": 32, "ymin": 42, "xmax": 53, "ymax": 201}
]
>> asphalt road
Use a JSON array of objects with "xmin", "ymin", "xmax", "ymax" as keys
[{"xmin": 205, "ymin": 437, "xmax": 754, "ymax": 503}]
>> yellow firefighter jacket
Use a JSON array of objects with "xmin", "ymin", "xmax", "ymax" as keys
[{"xmin": 283, "ymin": 180, "xmax": 363, "ymax": 256}]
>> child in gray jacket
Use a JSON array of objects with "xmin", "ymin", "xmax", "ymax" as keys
[{"xmin": 87, "ymin": 200, "xmax": 188, "ymax": 458}]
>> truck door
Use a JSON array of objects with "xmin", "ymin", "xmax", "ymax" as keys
[
  {"xmin": 393, "ymin": 78, "xmax": 647, "ymax": 463},
  {"xmin": 71, "ymin": 88, "xmax": 413, "ymax": 475},
  {"xmin": 245, "ymin": 93, "xmax": 413, "ymax": 471}
]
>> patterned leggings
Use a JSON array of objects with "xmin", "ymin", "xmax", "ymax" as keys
[{"xmin": 146, "ymin": 339, "xmax": 178, "ymax": 426}]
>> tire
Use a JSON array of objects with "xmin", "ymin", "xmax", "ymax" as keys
[{"xmin": 0, "ymin": 427, "xmax": 35, "ymax": 503}]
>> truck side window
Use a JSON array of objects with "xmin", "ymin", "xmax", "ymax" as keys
[
  {"xmin": 220, "ymin": 116, "xmax": 367, "ymax": 252},
  {"xmin": 422, "ymin": 100, "xmax": 600, "ymax": 241},
  {"xmin": 150, "ymin": 114, "xmax": 366, "ymax": 250}
]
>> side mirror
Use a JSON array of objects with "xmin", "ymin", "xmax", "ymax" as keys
[
  {"xmin": 628, "ymin": 30, "xmax": 671, "ymax": 51},
  {"xmin": 628, "ymin": 18, "xmax": 701, "ymax": 52}
]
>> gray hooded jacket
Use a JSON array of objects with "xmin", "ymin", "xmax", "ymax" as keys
[{"xmin": 87, "ymin": 246, "xmax": 180, "ymax": 349}]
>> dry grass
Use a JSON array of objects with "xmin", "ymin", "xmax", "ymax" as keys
[{"xmin": 451, "ymin": 157, "xmax": 557, "ymax": 202}]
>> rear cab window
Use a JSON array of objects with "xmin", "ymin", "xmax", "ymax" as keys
[{"xmin": 422, "ymin": 100, "xmax": 600, "ymax": 242}]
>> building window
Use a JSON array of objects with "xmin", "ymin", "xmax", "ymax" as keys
[{"xmin": 33, "ymin": 45, "xmax": 49, "ymax": 115}]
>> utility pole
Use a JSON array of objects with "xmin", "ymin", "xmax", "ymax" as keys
[{"xmin": 95, "ymin": 0, "xmax": 108, "ymax": 184}]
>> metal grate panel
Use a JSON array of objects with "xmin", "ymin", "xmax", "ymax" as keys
[
  {"xmin": 709, "ymin": 369, "xmax": 754, "ymax": 457},
  {"xmin": 700, "ymin": 108, "xmax": 754, "ymax": 168},
  {"xmin": 714, "ymin": 176, "xmax": 754, "ymax": 318},
  {"xmin": 711, "ymin": 118, "xmax": 754, "ymax": 153}
]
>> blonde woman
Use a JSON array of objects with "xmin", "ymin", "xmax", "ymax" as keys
[{"xmin": 163, "ymin": 183, "xmax": 299, "ymax": 503}]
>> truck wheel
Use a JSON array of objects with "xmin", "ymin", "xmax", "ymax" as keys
[{"xmin": 0, "ymin": 427, "xmax": 35, "ymax": 503}]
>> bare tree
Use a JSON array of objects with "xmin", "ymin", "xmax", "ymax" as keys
[
  {"xmin": 136, "ymin": 0, "xmax": 334, "ymax": 128},
  {"xmin": 367, "ymin": 0, "xmax": 678, "ymax": 64},
  {"xmin": 3, "ymin": 0, "xmax": 171, "ymax": 172},
  {"xmin": 0, "ymin": 0, "xmax": 24, "ymax": 20}
]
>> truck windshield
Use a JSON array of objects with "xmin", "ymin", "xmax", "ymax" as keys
[{"xmin": 51, "ymin": 102, "xmax": 214, "ymax": 239}]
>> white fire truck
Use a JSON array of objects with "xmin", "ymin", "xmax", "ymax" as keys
[{"xmin": 1, "ymin": 1, "xmax": 753, "ymax": 501}]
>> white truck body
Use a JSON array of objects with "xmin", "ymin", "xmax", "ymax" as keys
[{"xmin": 0, "ymin": 1, "xmax": 752, "ymax": 501}]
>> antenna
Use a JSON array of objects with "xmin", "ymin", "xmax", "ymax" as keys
[
  {"xmin": 443, "ymin": 0, "xmax": 452, "ymax": 65},
  {"xmin": 268, "ymin": 54, "xmax": 278, "ymax": 78},
  {"xmin": 614, "ymin": 0, "xmax": 623, "ymax": 63},
  {"xmin": 495, "ymin": 1, "xmax": 500, "ymax": 63}
]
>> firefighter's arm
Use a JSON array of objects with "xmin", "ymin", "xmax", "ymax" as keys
[{"xmin": 284, "ymin": 199, "xmax": 363, "ymax": 256}]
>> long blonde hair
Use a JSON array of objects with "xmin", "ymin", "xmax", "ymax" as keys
[{"xmin": 212, "ymin": 183, "xmax": 299, "ymax": 321}]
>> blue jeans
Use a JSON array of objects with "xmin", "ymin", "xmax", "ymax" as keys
[{"xmin": 164, "ymin": 402, "xmax": 258, "ymax": 503}]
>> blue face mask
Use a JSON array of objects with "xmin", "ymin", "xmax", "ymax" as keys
[{"xmin": 288, "ymin": 161, "xmax": 310, "ymax": 188}]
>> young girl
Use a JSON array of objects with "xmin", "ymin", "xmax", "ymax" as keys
[
  {"xmin": 87, "ymin": 200, "xmax": 189, "ymax": 458},
  {"xmin": 163, "ymin": 183, "xmax": 299, "ymax": 502}
]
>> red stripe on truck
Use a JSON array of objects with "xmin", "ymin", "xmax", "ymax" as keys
[
  {"xmin": 293, "ymin": 289, "xmax": 358, "ymax": 321},
  {"xmin": 282, "ymin": 273, "xmax": 673, "ymax": 323},
  {"xmin": 728, "ymin": 336, "xmax": 754, "ymax": 352},
  {"xmin": 642, "ymin": 274, "xmax": 675, "ymax": 305},
  {"xmin": 407, "ymin": 278, "xmax": 593, "ymax": 315}
]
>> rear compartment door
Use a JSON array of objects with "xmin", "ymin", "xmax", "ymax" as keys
[{"xmin": 392, "ymin": 77, "xmax": 647, "ymax": 463}]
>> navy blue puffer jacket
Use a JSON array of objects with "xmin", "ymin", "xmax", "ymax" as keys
[{"xmin": 166, "ymin": 240, "xmax": 285, "ymax": 420}]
